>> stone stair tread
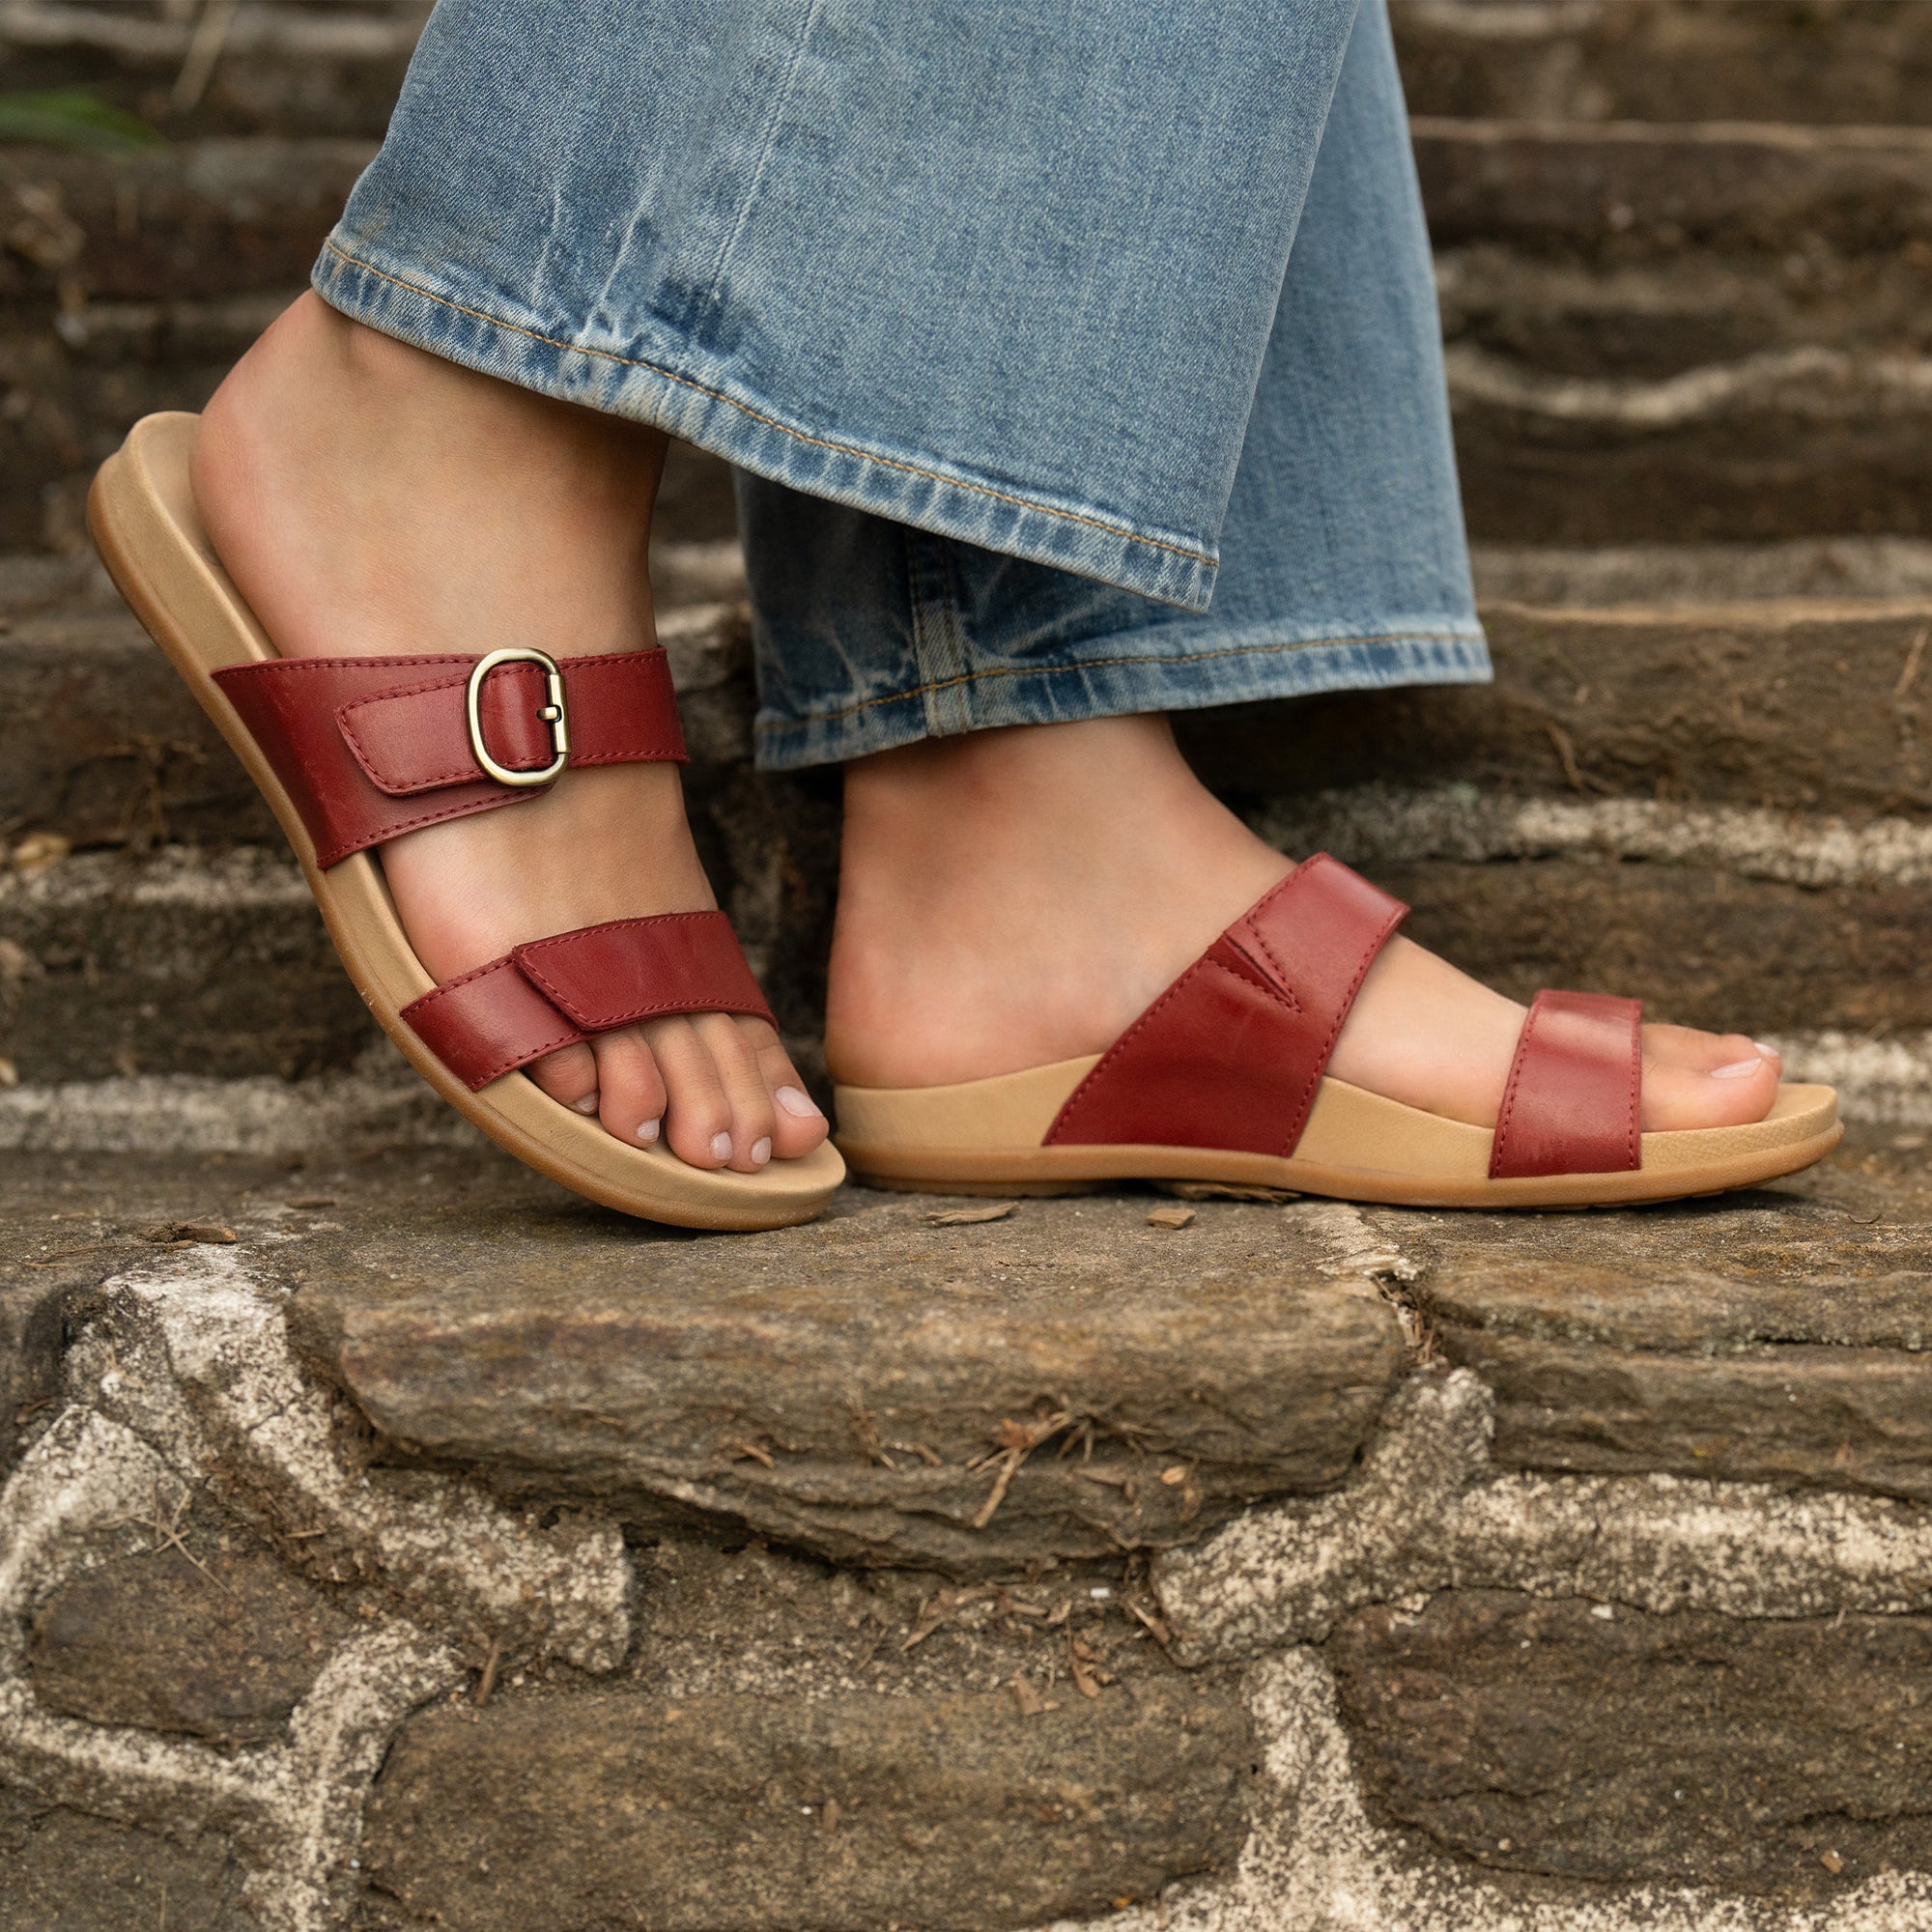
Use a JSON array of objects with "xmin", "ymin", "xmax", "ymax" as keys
[
  {"xmin": 1415, "ymin": 114, "xmax": 1932, "ymax": 248},
  {"xmin": 1392, "ymin": 0, "xmax": 1932, "ymax": 129},
  {"xmin": 11, "ymin": 553, "xmax": 1930, "ymax": 846},
  {"xmin": 5, "ymin": 1136, "xmax": 1929, "ymax": 1925},
  {"xmin": 6, "ymin": 1130, "xmax": 1926, "ymax": 1553},
  {"xmin": 0, "ymin": 0, "xmax": 425, "ymax": 141}
]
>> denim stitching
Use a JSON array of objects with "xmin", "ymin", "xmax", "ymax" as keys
[
  {"xmin": 696, "ymin": 0, "xmax": 828, "ymax": 319},
  {"xmin": 903, "ymin": 528, "xmax": 973, "ymax": 740},
  {"xmin": 753, "ymin": 627, "xmax": 1481, "ymax": 735},
  {"xmin": 322, "ymin": 241, "xmax": 1217, "ymax": 571}
]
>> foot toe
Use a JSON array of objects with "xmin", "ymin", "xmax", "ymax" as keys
[
  {"xmin": 590, "ymin": 1026, "xmax": 669, "ymax": 1148},
  {"xmin": 1640, "ymin": 1028, "xmax": 1779, "ymax": 1130},
  {"xmin": 693, "ymin": 1012, "xmax": 778, "ymax": 1171},
  {"xmin": 748, "ymin": 1020, "xmax": 830, "ymax": 1159},
  {"xmin": 640, "ymin": 1014, "xmax": 736, "ymax": 1168},
  {"xmin": 525, "ymin": 1040, "xmax": 602, "ymax": 1115}
]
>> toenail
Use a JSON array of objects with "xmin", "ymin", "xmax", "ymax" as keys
[
  {"xmin": 710, "ymin": 1131, "xmax": 733, "ymax": 1163},
  {"xmin": 751, "ymin": 1137, "xmax": 772, "ymax": 1166},
  {"xmin": 1712, "ymin": 1059, "xmax": 1765, "ymax": 1079},
  {"xmin": 776, "ymin": 1086, "xmax": 821, "ymax": 1119},
  {"xmin": 637, "ymin": 1118, "xmax": 661, "ymax": 1144},
  {"xmin": 571, "ymin": 1093, "xmax": 600, "ymax": 1115}
]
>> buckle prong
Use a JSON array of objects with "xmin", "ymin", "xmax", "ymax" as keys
[{"xmin": 467, "ymin": 647, "xmax": 570, "ymax": 787}]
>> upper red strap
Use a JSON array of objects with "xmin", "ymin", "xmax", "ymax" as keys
[
  {"xmin": 401, "ymin": 912, "xmax": 775, "ymax": 1091},
  {"xmin": 1046, "ymin": 854, "xmax": 1406, "ymax": 1155},
  {"xmin": 213, "ymin": 649, "xmax": 686, "ymax": 867},
  {"xmin": 1490, "ymin": 989, "xmax": 1643, "ymax": 1179}
]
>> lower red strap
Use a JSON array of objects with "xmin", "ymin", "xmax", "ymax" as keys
[
  {"xmin": 401, "ymin": 912, "xmax": 776, "ymax": 1092},
  {"xmin": 1490, "ymin": 989, "xmax": 1643, "ymax": 1179},
  {"xmin": 1046, "ymin": 854, "xmax": 1407, "ymax": 1155}
]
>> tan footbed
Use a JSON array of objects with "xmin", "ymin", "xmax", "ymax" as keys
[
  {"xmin": 89, "ymin": 412, "xmax": 843, "ymax": 1230},
  {"xmin": 834, "ymin": 1056, "xmax": 1843, "ymax": 1208}
]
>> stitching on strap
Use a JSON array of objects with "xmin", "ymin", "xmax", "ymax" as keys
[
  {"xmin": 1622, "ymin": 1000, "xmax": 1642, "ymax": 1168},
  {"xmin": 1281, "ymin": 894, "xmax": 1406, "ymax": 1157},
  {"xmin": 1490, "ymin": 993, "xmax": 1544, "ymax": 1178}
]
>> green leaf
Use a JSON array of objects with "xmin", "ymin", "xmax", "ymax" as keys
[{"xmin": 0, "ymin": 90, "xmax": 164, "ymax": 152}]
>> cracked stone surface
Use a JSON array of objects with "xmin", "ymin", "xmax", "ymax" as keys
[
  {"xmin": 282, "ymin": 1186, "xmax": 1406, "ymax": 1577},
  {"xmin": 0, "ymin": 1195, "xmax": 635, "ymax": 1932},
  {"xmin": 4, "ymin": 1136, "xmax": 1932, "ymax": 1927},
  {"xmin": 29, "ymin": 1541, "xmax": 357, "ymax": 1747},
  {"xmin": 1327, "ymin": 1589, "xmax": 1932, "ymax": 1896},
  {"xmin": 361, "ymin": 1676, "xmax": 1252, "ymax": 1932}
]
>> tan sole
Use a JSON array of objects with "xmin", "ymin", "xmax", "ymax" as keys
[
  {"xmin": 89, "ymin": 412, "xmax": 843, "ymax": 1231},
  {"xmin": 834, "ymin": 1057, "xmax": 1843, "ymax": 1208}
]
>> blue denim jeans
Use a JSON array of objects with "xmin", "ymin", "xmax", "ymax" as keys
[{"xmin": 316, "ymin": 0, "xmax": 1485, "ymax": 768}]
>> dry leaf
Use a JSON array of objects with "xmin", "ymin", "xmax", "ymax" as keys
[
  {"xmin": 140, "ymin": 1221, "xmax": 239, "ymax": 1246},
  {"xmin": 1146, "ymin": 1206, "xmax": 1195, "ymax": 1230},
  {"xmin": 0, "ymin": 1057, "xmax": 16, "ymax": 1091},
  {"xmin": 1067, "ymin": 1634, "xmax": 1104, "ymax": 1699},
  {"xmin": 1009, "ymin": 1673, "xmax": 1057, "ymax": 1717},
  {"xmin": 10, "ymin": 831, "xmax": 71, "ymax": 877},
  {"xmin": 1159, "ymin": 1464, "xmax": 1189, "ymax": 1487},
  {"xmin": 1159, "ymin": 1179, "xmax": 1300, "ymax": 1203},
  {"xmin": 928, "ymin": 1202, "xmax": 1015, "ymax": 1226}
]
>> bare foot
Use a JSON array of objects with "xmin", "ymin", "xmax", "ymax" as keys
[
  {"xmin": 827, "ymin": 715, "xmax": 1783, "ymax": 1134},
  {"xmin": 192, "ymin": 293, "xmax": 828, "ymax": 1173}
]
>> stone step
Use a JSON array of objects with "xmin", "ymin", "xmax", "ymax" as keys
[
  {"xmin": 2, "ymin": 1132, "xmax": 1929, "ymax": 1924},
  {"xmin": 1413, "ymin": 118, "xmax": 1932, "ymax": 541},
  {"xmin": 0, "ymin": 0, "xmax": 426, "ymax": 139},
  {"xmin": 1391, "ymin": 0, "xmax": 1932, "ymax": 128},
  {"xmin": 0, "ymin": 139, "xmax": 736, "ymax": 549}
]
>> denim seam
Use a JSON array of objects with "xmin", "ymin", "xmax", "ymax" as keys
[
  {"xmin": 903, "ymin": 528, "xmax": 971, "ymax": 739},
  {"xmin": 751, "ymin": 626, "xmax": 1481, "ymax": 734},
  {"xmin": 696, "ymin": 0, "xmax": 827, "ymax": 317},
  {"xmin": 320, "ymin": 240, "xmax": 1219, "ymax": 571}
]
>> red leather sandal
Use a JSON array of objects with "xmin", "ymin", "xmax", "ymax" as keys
[
  {"xmin": 89, "ymin": 413, "xmax": 843, "ymax": 1230},
  {"xmin": 833, "ymin": 853, "xmax": 1841, "ymax": 1208}
]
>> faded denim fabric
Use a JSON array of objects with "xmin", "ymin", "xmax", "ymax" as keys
[
  {"xmin": 316, "ymin": 0, "xmax": 1485, "ymax": 766},
  {"xmin": 739, "ymin": 0, "xmax": 1485, "ymax": 766}
]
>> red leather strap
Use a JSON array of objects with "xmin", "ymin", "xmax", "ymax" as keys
[
  {"xmin": 403, "ymin": 955, "xmax": 589, "ymax": 1091},
  {"xmin": 1046, "ymin": 854, "xmax": 1407, "ymax": 1155},
  {"xmin": 401, "ymin": 913, "xmax": 776, "ymax": 1092},
  {"xmin": 514, "ymin": 913, "xmax": 773, "ymax": 1033},
  {"xmin": 1489, "ymin": 989, "xmax": 1643, "ymax": 1179},
  {"xmin": 213, "ymin": 650, "xmax": 686, "ymax": 868}
]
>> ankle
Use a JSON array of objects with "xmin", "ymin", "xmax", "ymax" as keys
[
  {"xmin": 827, "ymin": 718, "xmax": 1292, "ymax": 1086},
  {"xmin": 191, "ymin": 294, "xmax": 667, "ymax": 662}
]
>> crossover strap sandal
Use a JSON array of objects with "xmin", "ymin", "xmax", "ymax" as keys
[
  {"xmin": 89, "ymin": 413, "xmax": 842, "ymax": 1230},
  {"xmin": 833, "ymin": 853, "xmax": 1841, "ymax": 1208}
]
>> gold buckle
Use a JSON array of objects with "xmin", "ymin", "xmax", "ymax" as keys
[{"xmin": 466, "ymin": 647, "xmax": 570, "ymax": 787}]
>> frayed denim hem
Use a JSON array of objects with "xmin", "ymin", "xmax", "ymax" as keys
[
  {"xmin": 752, "ymin": 623, "xmax": 1491, "ymax": 770},
  {"xmin": 312, "ymin": 238, "xmax": 1222, "ymax": 612}
]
